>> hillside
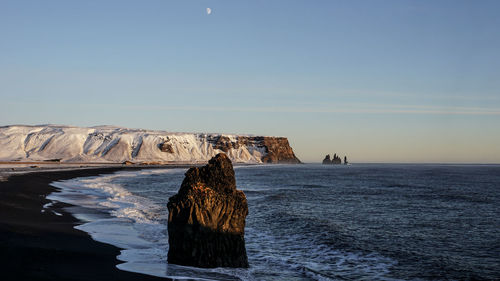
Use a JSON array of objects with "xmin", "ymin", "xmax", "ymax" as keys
[{"xmin": 0, "ymin": 125, "xmax": 300, "ymax": 164}]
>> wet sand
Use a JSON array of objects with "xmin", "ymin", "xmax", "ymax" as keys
[{"xmin": 0, "ymin": 167, "xmax": 172, "ymax": 281}]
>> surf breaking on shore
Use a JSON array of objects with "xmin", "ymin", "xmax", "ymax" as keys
[
  {"xmin": 0, "ymin": 167, "xmax": 170, "ymax": 281},
  {"xmin": 46, "ymin": 166, "xmax": 398, "ymax": 281},
  {"xmin": 48, "ymin": 168, "xmax": 253, "ymax": 280}
]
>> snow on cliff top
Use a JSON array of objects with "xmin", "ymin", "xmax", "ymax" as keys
[
  {"xmin": 0, "ymin": 125, "xmax": 276, "ymax": 164},
  {"xmin": 0, "ymin": 124, "xmax": 271, "ymax": 137}
]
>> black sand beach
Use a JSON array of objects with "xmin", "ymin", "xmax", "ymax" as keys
[{"xmin": 0, "ymin": 167, "xmax": 171, "ymax": 281}]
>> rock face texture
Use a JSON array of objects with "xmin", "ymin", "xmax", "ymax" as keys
[
  {"xmin": 167, "ymin": 153, "xmax": 249, "ymax": 268},
  {"xmin": 208, "ymin": 135, "xmax": 301, "ymax": 164},
  {"xmin": 158, "ymin": 142, "xmax": 174, "ymax": 153},
  {"xmin": 260, "ymin": 137, "xmax": 301, "ymax": 164}
]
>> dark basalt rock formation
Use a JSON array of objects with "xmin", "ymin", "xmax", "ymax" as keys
[
  {"xmin": 212, "ymin": 136, "xmax": 234, "ymax": 153},
  {"xmin": 159, "ymin": 142, "xmax": 174, "ymax": 153},
  {"xmin": 322, "ymin": 153, "xmax": 344, "ymax": 164},
  {"xmin": 332, "ymin": 153, "xmax": 341, "ymax": 164},
  {"xmin": 322, "ymin": 154, "xmax": 332, "ymax": 164},
  {"xmin": 167, "ymin": 153, "xmax": 249, "ymax": 268}
]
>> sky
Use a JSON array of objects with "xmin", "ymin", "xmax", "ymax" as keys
[{"xmin": 1, "ymin": 0, "xmax": 499, "ymax": 163}]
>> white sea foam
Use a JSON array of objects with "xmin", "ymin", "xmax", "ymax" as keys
[
  {"xmin": 42, "ymin": 202, "xmax": 54, "ymax": 209},
  {"xmin": 49, "ymin": 171, "xmax": 168, "ymax": 267},
  {"xmin": 48, "ymin": 169, "xmax": 249, "ymax": 281},
  {"xmin": 48, "ymin": 168, "xmax": 400, "ymax": 281}
]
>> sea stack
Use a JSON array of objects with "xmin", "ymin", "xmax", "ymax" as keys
[
  {"xmin": 322, "ymin": 154, "xmax": 332, "ymax": 164},
  {"xmin": 167, "ymin": 153, "xmax": 249, "ymax": 268},
  {"xmin": 322, "ymin": 153, "xmax": 342, "ymax": 164}
]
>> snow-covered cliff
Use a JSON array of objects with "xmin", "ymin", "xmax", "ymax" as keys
[{"xmin": 0, "ymin": 125, "xmax": 300, "ymax": 164}]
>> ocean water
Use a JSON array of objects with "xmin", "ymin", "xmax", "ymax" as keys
[{"xmin": 48, "ymin": 164, "xmax": 500, "ymax": 280}]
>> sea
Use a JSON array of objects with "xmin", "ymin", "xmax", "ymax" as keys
[{"xmin": 48, "ymin": 164, "xmax": 500, "ymax": 281}]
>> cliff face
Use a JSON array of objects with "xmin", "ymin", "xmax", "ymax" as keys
[
  {"xmin": 260, "ymin": 137, "xmax": 301, "ymax": 164},
  {"xmin": 0, "ymin": 125, "xmax": 301, "ymax": 164},
  {"xmin": 208, "ymin": 135, "xmax": 301, "ymax": 164}
]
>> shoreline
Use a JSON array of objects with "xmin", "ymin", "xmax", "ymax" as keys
[{"xmin": 0, "ymin": 167, "xmax": 173, "ymax": 281}]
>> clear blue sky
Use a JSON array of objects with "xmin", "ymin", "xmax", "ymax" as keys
[{"xmin": 1, "ymin": 0, "xmax": 499, "ymax": 163}]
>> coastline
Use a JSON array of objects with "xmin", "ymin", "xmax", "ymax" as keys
[{"xmin": 0, "ymin": 167, "xmax": 172, "ymax": 281}]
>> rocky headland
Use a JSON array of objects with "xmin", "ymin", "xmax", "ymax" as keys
[
  {"xmin": 167, "ymin": 153, "xmax": 249, "ymax": 268},
  {"xmin": 208, "ymin": 135, "xmax": 301, "ymax": 164},
  {"xmin": 0, "ymin": 125, "xmax": 301, "ymax": 164}
]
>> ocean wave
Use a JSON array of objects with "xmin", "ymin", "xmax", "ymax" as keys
[
  {"xmin": 48, "ymin": 169, "xmax": 255, "ymax": 280},
  {"xmin": 47, "ymin": 166, "xmax": 416, "ymax": 280}
]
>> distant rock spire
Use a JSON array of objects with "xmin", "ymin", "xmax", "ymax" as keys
[
  {"xmin": 322, "ymin": 153, "xmax": 343, "ymax": 164},
  {"xmin": 332, "ymin": 153, "xmax": 341, "ymax": 164},
  {"xmin": 322, "ymin": 154, "xmax": 332, "ymax": 164}
]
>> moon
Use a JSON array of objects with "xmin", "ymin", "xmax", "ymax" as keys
[{"xmin": 206, "ymin": 8, "xmax": 212, "ymax": 15}]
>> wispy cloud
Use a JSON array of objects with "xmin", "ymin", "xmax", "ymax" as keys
[
  {"xmin": 117, "ymin": 104, "xmax": 500, "ymax": 115},
  {"xmin": 3, "ymin": 101, "xmax": 499, "ymax": 116}
]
